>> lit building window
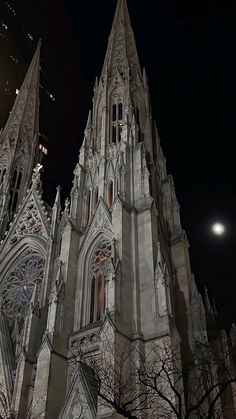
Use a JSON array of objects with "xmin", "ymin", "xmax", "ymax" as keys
[
  {"xmin": 10, "ymin": 55, "xmax": 19, "ymax": 64},
  {"xmin": 39, "ymin": 144, "xmax": 48, "ymax": 156},
  {"xmin": 46, "ymin": 90, "xmax": 56, "ymax": 102},
  {"xmin": 4, "ymin": 2, "xmax": 16, "ymax": 15},
  {"xmin": 1, "ymin": 22, "xmax": 8, "ymax": 30}
]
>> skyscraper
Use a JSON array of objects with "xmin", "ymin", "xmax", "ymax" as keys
[{"xmin": 0, "ymin": 1, "xmax": 235, "ymax": 418}]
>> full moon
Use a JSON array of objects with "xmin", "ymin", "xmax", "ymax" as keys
[{"xmin": 212, "ymin": 223, "xmax": 225, "ymax": 236}]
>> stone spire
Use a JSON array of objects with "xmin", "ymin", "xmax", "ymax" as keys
[
  {"xmin": 0, "ymin": 39, "xmax": 41, "ymax": 150},
  {"xmin": 101, "ymin": 0, "xmax": 141, "ymax": 79},
  {"xmin": 0, "ymin": 41, "xmax": 41, "ymax": 235},
  {"xmin": 51, "ymin": 186, "xmax": 61, "ymax": 237}
]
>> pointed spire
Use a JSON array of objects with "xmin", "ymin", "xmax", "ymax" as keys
[
  {"xmin": 51, "ymin": 186, "xmax": 61, "ymax": 236},
  {"xmin": 212, "ymin": 298, "xmax": 218, "ymax": 317},
  {"xmin": 204, "ymin": 286, "xmax": 214, "ymax": 315},
  {"xmin": 0, "ymin": 39, "xmax": 41, "ymax": 148},
  {"xmin": 53, "ymin": 185, "xmax": 61, "ymax": 210},
  {"xmin": 101, "ymin": 0, "xmax": 141, "ymax": 80},
  {"xmin": 85, "ymin": 110, "xmax": 92, "ymax": 131}
]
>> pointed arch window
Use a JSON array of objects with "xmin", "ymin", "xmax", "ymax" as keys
[
  {"xmin": 94, "ymin": 187, "xmax": 99, "ymax": 208},
  {"xmin": 0, "ymin": 167, "xmax": 6, "ymax": 184},
  {"xmin": 0, "ymin": 157, "xmax": 8, "ymax": 184},
  {"xmin": 135, "ymin": 107, "xmax": 140, "ymax": 125},
  {"xmin": 135, "ymin": 107, "xmax": 142, "ymax": 143},
  {"xmin": 107, "ymin": 180, "xmax": 114, "ymax": 209},
  {"xmin": 9, "ymin": 165, "xmax": 23, "ymax": 215},
  {"xmin": 89, "ymin": 238, "xmax": 112, "ymax": 323},
  {"xmin": 111, "ymin": 101, "xmax": 123, "ymax": 143},
  {"xmin": 118, "ymin": 103, "xmax": 123, "ymax": 121},
  {"xmin": 112, "ymin": 104, "xmax": 117, "ymax": 122},
  {"xmin": 86, "ymin": 190, "xmax": 91, "ymax": 224}
]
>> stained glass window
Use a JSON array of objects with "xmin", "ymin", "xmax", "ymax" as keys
[
  {"xmin": 89, "ymin": 238, "xmax": 112, "ymax": 323},
  {"xmin": 1, "ymin": 253, "xmax": 45, "ymax": 318}
]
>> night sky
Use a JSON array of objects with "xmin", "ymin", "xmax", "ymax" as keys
[{"xmin": 7, "ymin": 0, "xmax": 236, "ymax": 326}]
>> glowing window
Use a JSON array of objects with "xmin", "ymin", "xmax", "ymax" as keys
[
  {"xmin": 89, "ymin": 239, "xmax": 112, "ymax": 323},
  {"xmin": 39, "ymin": 144, "xmax": 48, "ymax": 155}
]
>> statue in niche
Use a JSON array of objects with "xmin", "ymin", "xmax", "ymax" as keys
[{"xmin": 154, "ymin": 242, "xmax": 172, "ymax": 317}]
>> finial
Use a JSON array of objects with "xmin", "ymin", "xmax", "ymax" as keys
[
  {"xmin": 33, "ymin": 163, "xmax": 43, "ymax": 175},
  {"xmin": 53, "ymin": 186, "xmax": 61, "ymax": 209},
  {"xmin": 64, "ymin": 198, "xmax": 70, "ymax": 212},
  {"xmin": 32, "ymin": 163, "xmax": 43, "ymax": 189}
]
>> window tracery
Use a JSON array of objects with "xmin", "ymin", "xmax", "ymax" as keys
[
  {"xmin": 0, "ymin": 158, "xmax": 8, "ymax": 184},
  {"xmin": 111, "ymin": 102, "xmax": 123, "ymax": 143},
  {"xmin": 9, "ymin": 162, "xmax": 23, "ymax": 214},
  {"xmin": 1, "ymin": 252, "xmax": 45, "ymax": 318},
  {"xmin": 89, "ymin": 238, "xmax": 112, "ymax": 323}
]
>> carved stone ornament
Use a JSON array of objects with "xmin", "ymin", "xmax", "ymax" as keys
[
  {"xmin": 104, "ymin": 12, "xmax": 140, "ymax": 78},
  {"xmin": 69, "ymin": 391, "xmax": 84, "ymax": 419},
  {"xmin": 90, "ymin": 206, "xmax": 112, "ymax": 236},
  {"xmin": 9, "ymin": 196, "xmax": 47, "ymax": 246},
  {"xmin": 70, "ymin": 330, "xmax": 100, "ymax": 353}
]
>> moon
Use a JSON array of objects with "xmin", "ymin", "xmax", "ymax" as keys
[{"xmin": 212, "ymin": 223, "xmax": 225, "ymax": 236}]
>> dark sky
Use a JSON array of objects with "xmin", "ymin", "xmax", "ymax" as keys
[{"xmin": 8, "ymin": 0, "xmax": 236, "ymax": 326}]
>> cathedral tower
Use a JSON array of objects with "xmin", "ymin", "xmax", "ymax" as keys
[
  {"xmin": 0, "ymin": 41, "xmax": 41, "ymax": 237},
  {"xmin": 0, "ymin": 1, "xmax": 223, "ymax": 419}
]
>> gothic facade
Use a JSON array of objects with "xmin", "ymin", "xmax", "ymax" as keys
[{"xmin": 0, "ymin": 1, "xmax": 235, "ymax": 418}]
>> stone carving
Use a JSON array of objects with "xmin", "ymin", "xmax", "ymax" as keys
[
  {"xmin": 90, "ymin": 206, "xmax": 112, "ymax": 235},
  {"xmin": 71, "ymin": 331, "xmax": 100, "ymax": 353},
  {"xmin": 103, "ymin": 11, "xmax": 140, "ymax": 78},
  {"xmin": 69, "ymin": 391, "xmax": 84, "ymax": 419},
  {"xmin": 0, "ymin": 388, "xmax": 8, "ymax": 419},
  {"xmin": 1, "ymin": 252, "xmax": 45, "ymax": 318},
  {"xmin": 9, "ymin": 196, "xmax": 47, "ymax": 246},
  {"xmin": 64, "ymin": 197, "xmax": 70, "ymax": 213},
  {"xmin": 154, "ymin": 243, "xmax": 171, "ymax": 317},
  {"xmin": 32, "ymin": 163, "xmax": 43, "ymax": 189}
]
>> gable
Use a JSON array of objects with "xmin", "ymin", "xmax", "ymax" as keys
[
  {"xmin": 0, "ymin": 190, "xmax": 50, "ymax": 254},
  {"xmin": 58, "ymin": 365, "xmax": 97, "ymax": 419},
  {"xmin": 87, "ymin": 198, "xmax": 112, "ymax": 240}
]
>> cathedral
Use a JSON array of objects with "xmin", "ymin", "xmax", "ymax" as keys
[{"xmin": 0, "ymin": 1, "xmax": 236, "ymax": 418}]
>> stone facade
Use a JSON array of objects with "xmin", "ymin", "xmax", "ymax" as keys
[{"xmin": 0, "ymin": 1, "xmax": 235, "ymax": 418}]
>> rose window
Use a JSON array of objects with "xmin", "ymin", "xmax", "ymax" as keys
[{"xmin": 2, "ymin": 253, "xmax": 45, "ymax": 318}]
